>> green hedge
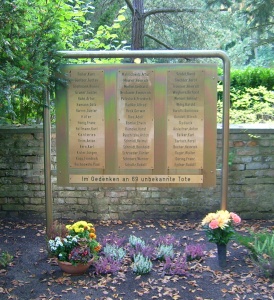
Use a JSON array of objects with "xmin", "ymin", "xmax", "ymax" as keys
[
  {"xmin": 217, "ymin": 67, "xmax": 274, "ymax": 123},
  {"xmin": 231, "ymin": 67, "xmax": 274, "ymax": 90}
]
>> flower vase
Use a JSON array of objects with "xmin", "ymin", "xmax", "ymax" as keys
[
  {"xmin": 58, "ymin": 259, "xmax": 93, "ymax": 275},
  {"xmin": 216, "ymin": 244, "xmax": 227, "ymax": 268}
]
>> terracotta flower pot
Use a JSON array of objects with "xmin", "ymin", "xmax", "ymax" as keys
[{"xmin": 58, "ymin": 258, "xmax": 93, "ymax": 275}]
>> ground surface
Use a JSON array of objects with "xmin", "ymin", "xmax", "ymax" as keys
[{"xmin": 0, "ymin": 217, "xmax": 274, "ymax": 300}]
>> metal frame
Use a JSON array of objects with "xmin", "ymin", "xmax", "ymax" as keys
[
  {"xmin": 43, "ymin": 83, "xmax": 53, "ymax": 234},
  {"xmin": 43, "ymin": 50, "xmax": 230, "ymax": 232}
]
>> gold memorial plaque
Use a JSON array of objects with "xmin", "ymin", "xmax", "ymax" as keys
[
  {"xmin": 68, "ymin": 69, "xmax": 105, "ymax": 169},
  {"xmin": 167, "ymin": 70, "xmax": 204, "ymax": 170},
  {"xmin": 56, "ymin": 64, "xmax": 217, "ymax": 187},
  {"xmin": 117, "ymin": 70, "xmax": 154, "ymax": 169}
]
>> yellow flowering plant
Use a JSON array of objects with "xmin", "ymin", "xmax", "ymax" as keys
[
  {"xmin": 48, "ymin": 221, "xmax": 101, "ymax": 265},
  {"xmin": 201, "ymin": 210, "xmax": 241, "ymax": 245}
]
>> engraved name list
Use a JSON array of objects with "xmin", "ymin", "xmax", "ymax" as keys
[
  {"xmin": 68, "ymin": 70, "xmax": 105, "ymax": 169},
  {"xmin": 117, "ymin": 70, "xmax": 154, "ymax": 169},
  {"xmin": 167, "ymin": 70, "xmax": 204, "ymax": 169}
]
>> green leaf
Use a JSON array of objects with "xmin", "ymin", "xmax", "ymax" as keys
[
  {"xmin": 112, "ymin": 23, "xmax": 120, "ymax": 29},
  {"xmin": 117, "ymin": 14, "xmax": 126, "ymax": 22}
]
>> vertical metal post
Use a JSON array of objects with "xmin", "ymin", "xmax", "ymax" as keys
[
  {"xmin": 220, "ymin": 57, "xmax": 230, "ymax": 210},
  {"xmin": 43, "ymin": 86, "xmax": 53, "ymax": 235}
]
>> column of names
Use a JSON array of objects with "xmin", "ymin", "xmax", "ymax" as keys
[
  {"xmin": 117, "ymin": 70, "xmax": 154, "ymax": 169},
  {"xmin": 68, "ymin": 69, "xmax": 105, "ymax": 169},
  {"xmin": 167, "ymin": 70, "xmax": 204, "ymax": 169}
]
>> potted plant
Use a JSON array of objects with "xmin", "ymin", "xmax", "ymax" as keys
[
  {"xmin": 201, "ymin": 210, "xmax": 241, "ymax": 267},
  {"xmin": 48, "ymin": 220, "xmax": 101, "ymax": 275}
]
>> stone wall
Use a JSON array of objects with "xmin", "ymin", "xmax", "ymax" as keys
[{"xmin": 0, "ymin": 124, "xmax": 273, "ymax": 220}]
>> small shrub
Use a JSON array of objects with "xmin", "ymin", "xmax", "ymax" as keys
[
  {"xmin": 94, "ymin": 256, "xmax": 122, "ymax": 275},
  {"xmin": 162, "ymin": 255, "xmax": 188, "ymax": 276},
  {"xmin": 129, "ymin": 235, "xmax": 145, "ymax": 248},
  {"xmin": 185, "ymin": 243, "xmax": 205, "ymax": 261},
  {"xmin": 235, "ymin": 233, "xmax": 258, "ymax": 259},
  {"xmin": 236, "ymin": 231, "xmax": 274, "ymax": 278},
  {"xmin": 103, "ymin": 244, "xmax": 126, "ymax": 261},
  {"xmin": 156, "ymin": 244, "xmax": 174, "ymax": 262},
  {"xmin": 128, "ymin": 243, "xmax": 156, "ymax": 260},
  {"xmin": 0, "ymin": 251, "xmax": 13, "ymax": 268},
  {"xmin": 132, "ymin": 253, "xmax": 153, "ymax": 275},
  {"xmin": 253, "ymin": 232, "xmax": 274, "ymax": 278}
]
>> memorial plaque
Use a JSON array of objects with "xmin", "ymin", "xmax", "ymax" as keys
[
  {"xmin": 117, "ymin": 70, "xmax": 154, "ymax": 169},
  {"xmin": 56, "ymin": 64, "xmax": 217, "ymax": 187},
  {"xmin": 68, "ymin": 69, "xmax": 105, "ymax": 169},
  {"xmin": 167, "ymin": 70, "xmax": 204, "ymax": 169}
]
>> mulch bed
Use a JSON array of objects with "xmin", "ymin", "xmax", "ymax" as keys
[{"xmin": 0, "ymin": 217, "xmax": 274, "ymax": 300}]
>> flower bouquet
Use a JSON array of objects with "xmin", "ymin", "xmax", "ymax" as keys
[
  {"xmin": 201, "ymin": 210, "xmax": 241, "ymax": 245},
  {"xmin": 48, "ymin": 221, "xmax": 101, "ymax": 274},
  {"xmin": 201, "ymin": 210, "xmax": 241, "ymax": 267}
]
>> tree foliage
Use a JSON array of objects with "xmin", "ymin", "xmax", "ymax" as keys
[
  {"xmin": 205, "ymin": 0, "xmax": 274, "ymax": 67},
  {"xmin": 0, "ymin": 0, "xmax": 273, "ymax": 124},
  {"xmin": 0, "ymin": 0, "xmax": 127, "ymax": 124},
  {"xmin": 0, "ymin": 0, "xmax": 93, "ymax": 124},
  {"xmin": 118, "ymin": 0, "xmax": 272, "ymax": 66},
  {"xmin": 124, "ymin": 0, "xmax": 220, "ymax": 52}
]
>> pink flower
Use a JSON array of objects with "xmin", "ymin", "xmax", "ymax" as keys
[
  {"xmin": 209, "ymin": 219, "xmax": 219, "ymax": 229},
  {"xmin": 230, "ymin": 212, "xmax": 241, "ymax": 224}
]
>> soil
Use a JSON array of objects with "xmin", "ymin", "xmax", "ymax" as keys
[{"xmin": 0, "ymin": 217, "xmax": 274, "ymax": 300}]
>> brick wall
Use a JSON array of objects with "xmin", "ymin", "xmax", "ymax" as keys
[{"xmin": 0, "ymin": 124, "xmax": 273, "ymax": 220}]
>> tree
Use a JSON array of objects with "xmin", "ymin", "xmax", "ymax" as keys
[
  {"xmin": 205, "ymin": 0, "xmax": 274, "ymax": 66},
  {"xmin": 206, "ymin": 0, "xmax": 274, "ymax": 37},
  {"xmin": 121, "ymin": 0, "xmax": 273, "ymax": 66},
  {"xmin": 124, "ymin": 0, "xmax": 203, "ymax": 50},
  {"xmin": 0, "ymin": 0, "xmax": 95, "ymax": 124},
  {"xmin": 238, "ymin": 0, "xmax": 274, "ymax": 66},
  {"xmin": 0, "ymin": 0, "xmax": 128, "ymax": 124}
]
